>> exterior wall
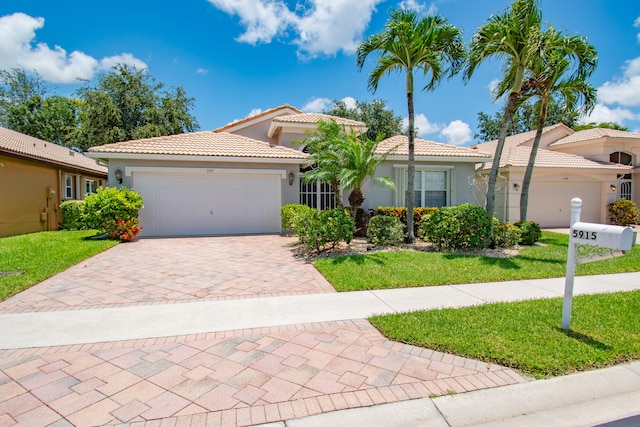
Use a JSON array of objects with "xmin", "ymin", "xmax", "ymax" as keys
[
  {"xmin": 0, "ymin": 154, "xmax": 106, "ymax": 237},
  {"xmin": 278, "ymin": 130, "xmax": 309, "ymax": 149},
  {"xmin": 227, "ymin": 121, "xmax": 278, "ymax": 146},
  {"xmin": 108, "ymin": 158, "xmax": 301, "ymax": 208}
]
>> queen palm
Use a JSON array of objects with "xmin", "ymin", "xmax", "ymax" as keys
[
  {"xmin": 517, "ymin": 31, "xmax": 597, "ymax": 220},
  {"xmin": 356, "ymin": 9, "xmax": 465, "ymax": 242}
]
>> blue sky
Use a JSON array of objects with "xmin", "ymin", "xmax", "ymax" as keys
[{"xmin": 1, "ymin": 0, "xmax": 639, "ymax": 145}]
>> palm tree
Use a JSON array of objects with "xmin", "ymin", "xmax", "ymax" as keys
[
  {"xmin": 518, "ymin": 31, "xmax": 597, "ymax": 220},
  {"xmin": 356, "ymin": 9, "xmax": 465, "ymax": 242},
  {"xmin": 339, "ymin": 132, "xmax": 395, "ymax": 211},
  {"xmin": 465, "ymin": 0, "xmax": 544, "ymax": 216}
]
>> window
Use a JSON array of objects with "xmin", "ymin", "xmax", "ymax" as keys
[
  {"xmin": 84, "ymin": 179, "xmax": 98, "ymax": 196},
  {"xmin": 300, "ymin": 178, "xmax": 336, "ymax": 210},
  {"xmin": 65, "ymin": 175, "xmax": 75, "ymax": 199},
  {"xmin": 410, "ymin": 170, "xmax": 449, "ymax": 208},
  {"xmin": 610, "ymin": 151, "xmax": 633, "ymax": 166}
]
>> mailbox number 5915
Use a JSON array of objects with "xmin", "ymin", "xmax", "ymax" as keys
[{"xmin": 573, "ymin": 230, "xmax": 597, "ymax": 240}]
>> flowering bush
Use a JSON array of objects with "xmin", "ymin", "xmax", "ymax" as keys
[
  {"xmin": 371, "ymin": 206, "xmax": 437, "ymax": 230},
  {"xmin": 84, "ymin": 187, "xmax": 143, "ymax": 241},
  {"xmin": 514, "ymin": 220, "xmax": 542, "ymax": 245},
  {"xmin": 609, "ymin": 198, "xmax": 639, "ymax": 226},
  {"xmin": 493, "ymin": 220, "xmax": 522, "ymax": 248},
  {"xmin": 293, "ymin": 208, "xmax": 355, "ymax": 253}
]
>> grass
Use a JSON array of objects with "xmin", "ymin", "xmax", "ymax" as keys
[
  {"xmin": 0, "ymin": 230, "xmax": 119, "ymax": 301},
  {"xmin": 369, "ymin": 290, "xmax": 640, "ymax": 378},
  {"xmin": 315, "ymin": 231, "xmax": 640, "ymax": 292}
]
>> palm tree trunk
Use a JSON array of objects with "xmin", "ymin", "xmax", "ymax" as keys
[
  {"xmin": 520, "ymin": 98, "xmax": 548, "ymax": 221},
  {"xmin": 486, "ymin": 91, "xmax": 519, "ymax": 216},
  {"xmin": 406, "ymin": 90, "xmax": 416, "ymax": 243}
]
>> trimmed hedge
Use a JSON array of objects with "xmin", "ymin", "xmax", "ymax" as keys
[
  {"xmin": 609, "ymin": 198, "xmax": 639, "ymax": 226},
  {"xmin": 292, "ymin": 207, "xmax": 355, "ymax": 253},
  {"xmin": 514, "ymin": 220, "xmax": 542, "ymax": 245},
  {"xmin": 60, "ymin": 200, "xmax": 86, "ymax": 230},
  {"xmin": 367, "ymin": 215, "xmax": 404, "ymax": 246},
  {"xmin": 370, "ymin": 206, "xmax": 438, "ymax": 230},
  {"xmin": 418, "ymin": 203, "xmax": 493, "ymax": 249}
]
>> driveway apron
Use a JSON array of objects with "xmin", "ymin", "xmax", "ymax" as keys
[{"xmin": 0, "ymin": 236, "xmax": 527, "ymax": 426}]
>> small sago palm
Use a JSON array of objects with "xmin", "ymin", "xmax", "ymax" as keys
[{"xmin": 356, "ymin": 9, "xmax": 465, "ymax": 242}]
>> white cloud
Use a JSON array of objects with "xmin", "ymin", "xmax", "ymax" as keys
[
  {"xmin": 342, "ymin": 96, "xmax": 357, "ymax": 110},
  {"xmin": 302, "ymin": 96, "xmax": 357, "ymax": 113},
  {"xmin": 206, "ymin": 0, "xmax": 383, "ymax": 58},
  {"xmin": 439, "ymin": 120, "xmax": 472, "ymax": 146},
  {"xmin": 196, "ymin": 68, "xmax": 209, "ymax": 75},
  {"xmin": 398, "ymin": 1, "xmax": 436, "ymax": 15},
  {"xmin": 247, "ymin": 108, "xmax": 263, "ymax": 117},
  {"xmin": 0, "ymin": 12, "xmax": 146, "ymax": 83},
  {"xmin": 581, "ymin": 103, "xmax": 638, "ymax": 125},
  {"xmin": 597, "ymin": 57, "xmax": 640, "ymax": 107},
  {"xmin": 635, "ymin": 16, "xmax": 640, "ymax": 43},
  {"xmin": 99, "ymin": 53, "xmax": 147, "ymax": 71},
  {"xmin": 402, "ymin": 113, "xmax": 441, "ymax": 137}
]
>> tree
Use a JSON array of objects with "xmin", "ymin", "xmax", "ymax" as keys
[
  {"xmin": 323, "ymin": 99, "xmax": 403, "ymax": 140},
  {"xmin": 518, "ymin": 30, "xmax": 597, "ymax": 220},
  {"xmin": 465, "ymin": 0, "xmax": 545, "ymax": 216},
  {"xmin": 72, "ymin": 64, "xmax": 198, "ymax": 150},
  {"xmin": 356, "ymin": 9, "xmax": 465, "ymax": 242},
  {"xmin": 0, "ymin": 69, "xmax": 47, "ymax": 127},
  {"xmin": 474, "ymin": 96, "xmax": 580, "ymax": 142},
  {"xmin": 7, "ymin": 95, "xmax": 81, "ymax": 146},
  {"xmin": 573, "ymin": 122, "xmax": 628, "ymax": 131}
]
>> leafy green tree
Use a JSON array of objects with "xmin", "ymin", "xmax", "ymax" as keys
[
  {"xmin": 573, "ymin": 122, "xmax": 628, "ymax": 131},
  {"xmin": 0, "ymin": 69, "xmax": 47, "ymax": 127},
  {"xmin": 518, "ymin": 29, "xmax": 597, "ymax": 221},
  {"xmin": 323, "ymin": 99, "xmax": 403, "ymax": 140},
  {"xmin": 474, "ymin": 96, "xmax": 581, "ymax": 142},
  {"xmin": 357, "ymin": 9, "xmax": 465, "ymax": 242},
  {"xmin": 71, "ymin": 64, "xmax": 198, "ymax": 150},
  {"xmin": 7, "ymin": 95, "xmax": 81, "ymax": 146}
]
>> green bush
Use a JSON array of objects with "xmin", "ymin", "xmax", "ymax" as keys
[
  {"xmin": 281, "ymin": 204, "xmax": 313, "ymax": 230},
  {"xmin": 418, "ymin": 203, "xmax": 493, "ymax": 250},
  {"xmin": 371, "ymin": 206, "xmax": 437, "ymax": 230},
  {"xmin": 493, "ymin": 220, "xmax": 522, "ymax": 248},
  {"xmin": 367, "ymin": 215, "xmax": 404, "ymax": 246},
  {"xmin": 60, "ymin": 200, "xmax": 86, "ymax": 230},
  {"xmin": 83, "ymin": 187, "xmax": 144, "ymax": 241},
  {"xmin": 514, "ymin": 220, "xmax": 542, "ymax": 245},
  {"xmin": 609, "ymin": 198, "xmax": 639, "ymax": 226},
  {"xmin": 293, "ymin": 208, "xmax": 355, "ymax": 253}
]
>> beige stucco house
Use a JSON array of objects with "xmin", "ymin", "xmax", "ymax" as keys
[
  {"xmin": 472, "ymin": 124, "xmax": 638, "ymax": 227},
  {"xmin": 0, "ymin": 127, "xmax": 107, "ymax": 237},
  {"xmin": 87, "ymin": 105, "xmax": 490, "ymax": 237}
]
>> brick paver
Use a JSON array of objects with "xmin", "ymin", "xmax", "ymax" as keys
[{"xmin": 0, "ymin": 236, "xmax": 334, "ymax": 313}]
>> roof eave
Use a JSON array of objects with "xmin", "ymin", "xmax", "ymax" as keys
[
  {"xmin": 84, "ymin": 152, "xmax": 308, "ymax": 164},
  {"xmin": 2, "ymin": 148, "xmax": 107, "ymax": 176},
  {"xmin": 383, "ymin": 154, "xmax": 492, "ymax": 163}
]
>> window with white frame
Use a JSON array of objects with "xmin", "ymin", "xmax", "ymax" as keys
[
  {"xmin": 395, "ymin": 166, "xmax": 452, "ymax": 208},
  {"xmin": 84, "ymin": 179, "xmax": 98, "ymax": 196},
  {"xmin": 65, "ymin": 175, "xmax": 75, "ymax": 199},
  {"xmin": 300, "ymin": 178, "xmax": 336, "ymax": 210}
]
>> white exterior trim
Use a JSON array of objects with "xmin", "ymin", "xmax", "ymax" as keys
[
  {"xmin": 386, "ymin": 155, "xmax": 487, "ymax": 163},
  {"xmin": 126, "ymin": 166, "xmax": 287, "ymax": 179},
  {"xmin": 85, "ymin": 152, "xmax": 306, "ymax": 164}
]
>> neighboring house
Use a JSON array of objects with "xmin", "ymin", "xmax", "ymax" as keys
[
  {"xmin": 0, "ymin": 127, "xmax": 107, "ymax": 237},
  {"xmin": 472, "ymin": 124, "xmax": 638, "ymax": 227},
  {"xmin": 86, "ymin": 104, "xmax": 491, "ymax": 237}
]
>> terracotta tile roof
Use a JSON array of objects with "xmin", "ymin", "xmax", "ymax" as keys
[
  {"xmin": 213, "ymin": 104, "xmax": 303, "ymax": 133},
  {"xmin": 480, "ymin": 146, "xmax": 632, "ymax": 171},
  {"xmin": 272, "ymin": 113, "xmax": 366, "ymax": 128},
  {"xmin": 472, "ymin": 123, "xmax": 571, "ymax": 154},
  {"xmin": 0, "ymin": 127, "xmax": 107, "ymax": 175},
  {"xmin": 87, "ymin": 131, "xmax": 308, "ymax": 159},
  {"xmin": 376, "ymin": 135, "xmax": 492, "ymax": 158},
  {"xmin": 549, "ymin": 128, "xmax": 640, "ymax": 147}
]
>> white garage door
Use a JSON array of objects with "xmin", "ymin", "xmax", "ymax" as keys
[
  {"xmin": 528, "ymin": 182, "xmax": 601, "ymax": 227},
  {"xmin": 134, "ymin": 172, "xmax": 282, "ymax": 236}
]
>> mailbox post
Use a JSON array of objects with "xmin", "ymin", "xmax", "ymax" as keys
[{"xmin": 562, "ymin": 198, "xmax": 635, "ymax": 330}]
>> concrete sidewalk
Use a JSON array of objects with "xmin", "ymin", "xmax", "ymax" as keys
[{"xmin": 2, "ymin": 272, "xmax": 640, "ymax": 349}]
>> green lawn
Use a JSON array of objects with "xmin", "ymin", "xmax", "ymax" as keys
[
  {"xmin": 369, "ymin": 290, "xmax": 640, "ymax": 378},
  {"xmin": 0, "ymin": 230, "xmax": 118, "ymax": 301},
  {"xmin": 315, "ymin": 231, "xmax": 640, "ymax": 292}
]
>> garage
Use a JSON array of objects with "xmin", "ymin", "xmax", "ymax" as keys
[
  {"xmin": 528, "ymin": 181, "xmax": 602, "ymax": 227},
  {"xmin": 133, "ymin": 170, "xmax": 283, "ymax": 236}
]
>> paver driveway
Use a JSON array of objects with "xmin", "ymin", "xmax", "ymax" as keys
[
  {"xmin": 0, "ymin": 235, "xmax": 527, "ymax": 426},
  {"xmin": 0, "ymin": 235, "xmax": 334, "ymax": 314}
]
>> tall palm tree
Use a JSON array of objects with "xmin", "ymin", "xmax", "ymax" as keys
[
  {"xmin": 518, "ymin": 31, "xmax": 597, "ymax": 220},
  {"xmin": 465, "ymin": 0, "xmax": 544, "ymax": 216},
  {"xmin": 356, "ymin": 9, "xmax": 465, "ymax": 242}
]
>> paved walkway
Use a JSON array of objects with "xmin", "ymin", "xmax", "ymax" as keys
[{"xmin": 1, "ymin": 236, "xmax": 639, "ymax": 426}]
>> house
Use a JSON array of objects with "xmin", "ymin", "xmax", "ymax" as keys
[
  {"xmin": 0, "ymin": 127, "xmax": 107, "ymax": 237},
  {"xmin": 86, "ymin": 105, "xmax": 491, "ymax": 237},
  {"xmin": 472, "ymin": 124, "xmax": 639, "ymax": 227}
]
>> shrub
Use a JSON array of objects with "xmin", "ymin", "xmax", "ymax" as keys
[
  {"xmin": 514, "ymin": 220, "xmax": 542, "ymax": 245},
  {"xmin": 84, "ymin": 187, "xmax": 144, "ymax": 241},
  {"xmin": 281, "ymin": 204, "xmax": 313, "ymax": 230},
  {"xmin": 371, "ymin": 206, "xmax": 437, "ymax": 230},
  {"xmin": 493, "ymin": 220, "xmax": 522, "ymax": 248},
  {"xmin": 418, "ymin": 203, "xmax": 493, "ymax": 250},
  {"xmin": 60, "ymin": 200, "xmax": 86, "ymax": 230},
  {"xmin": 367, "ymin": 215, "xmax": 404, "ymax": 246},
  {"xmin": 609, "ymin": 198, "xmax": 639, "ymax": 226},
  {"xmin": 293, "ymin": 208, "xmax": 355, "ymax": 253}
]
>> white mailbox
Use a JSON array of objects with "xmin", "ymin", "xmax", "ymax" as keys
[{"xmin": 570, "ymin": 221, "xmax": 634, "ymax": 251}]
